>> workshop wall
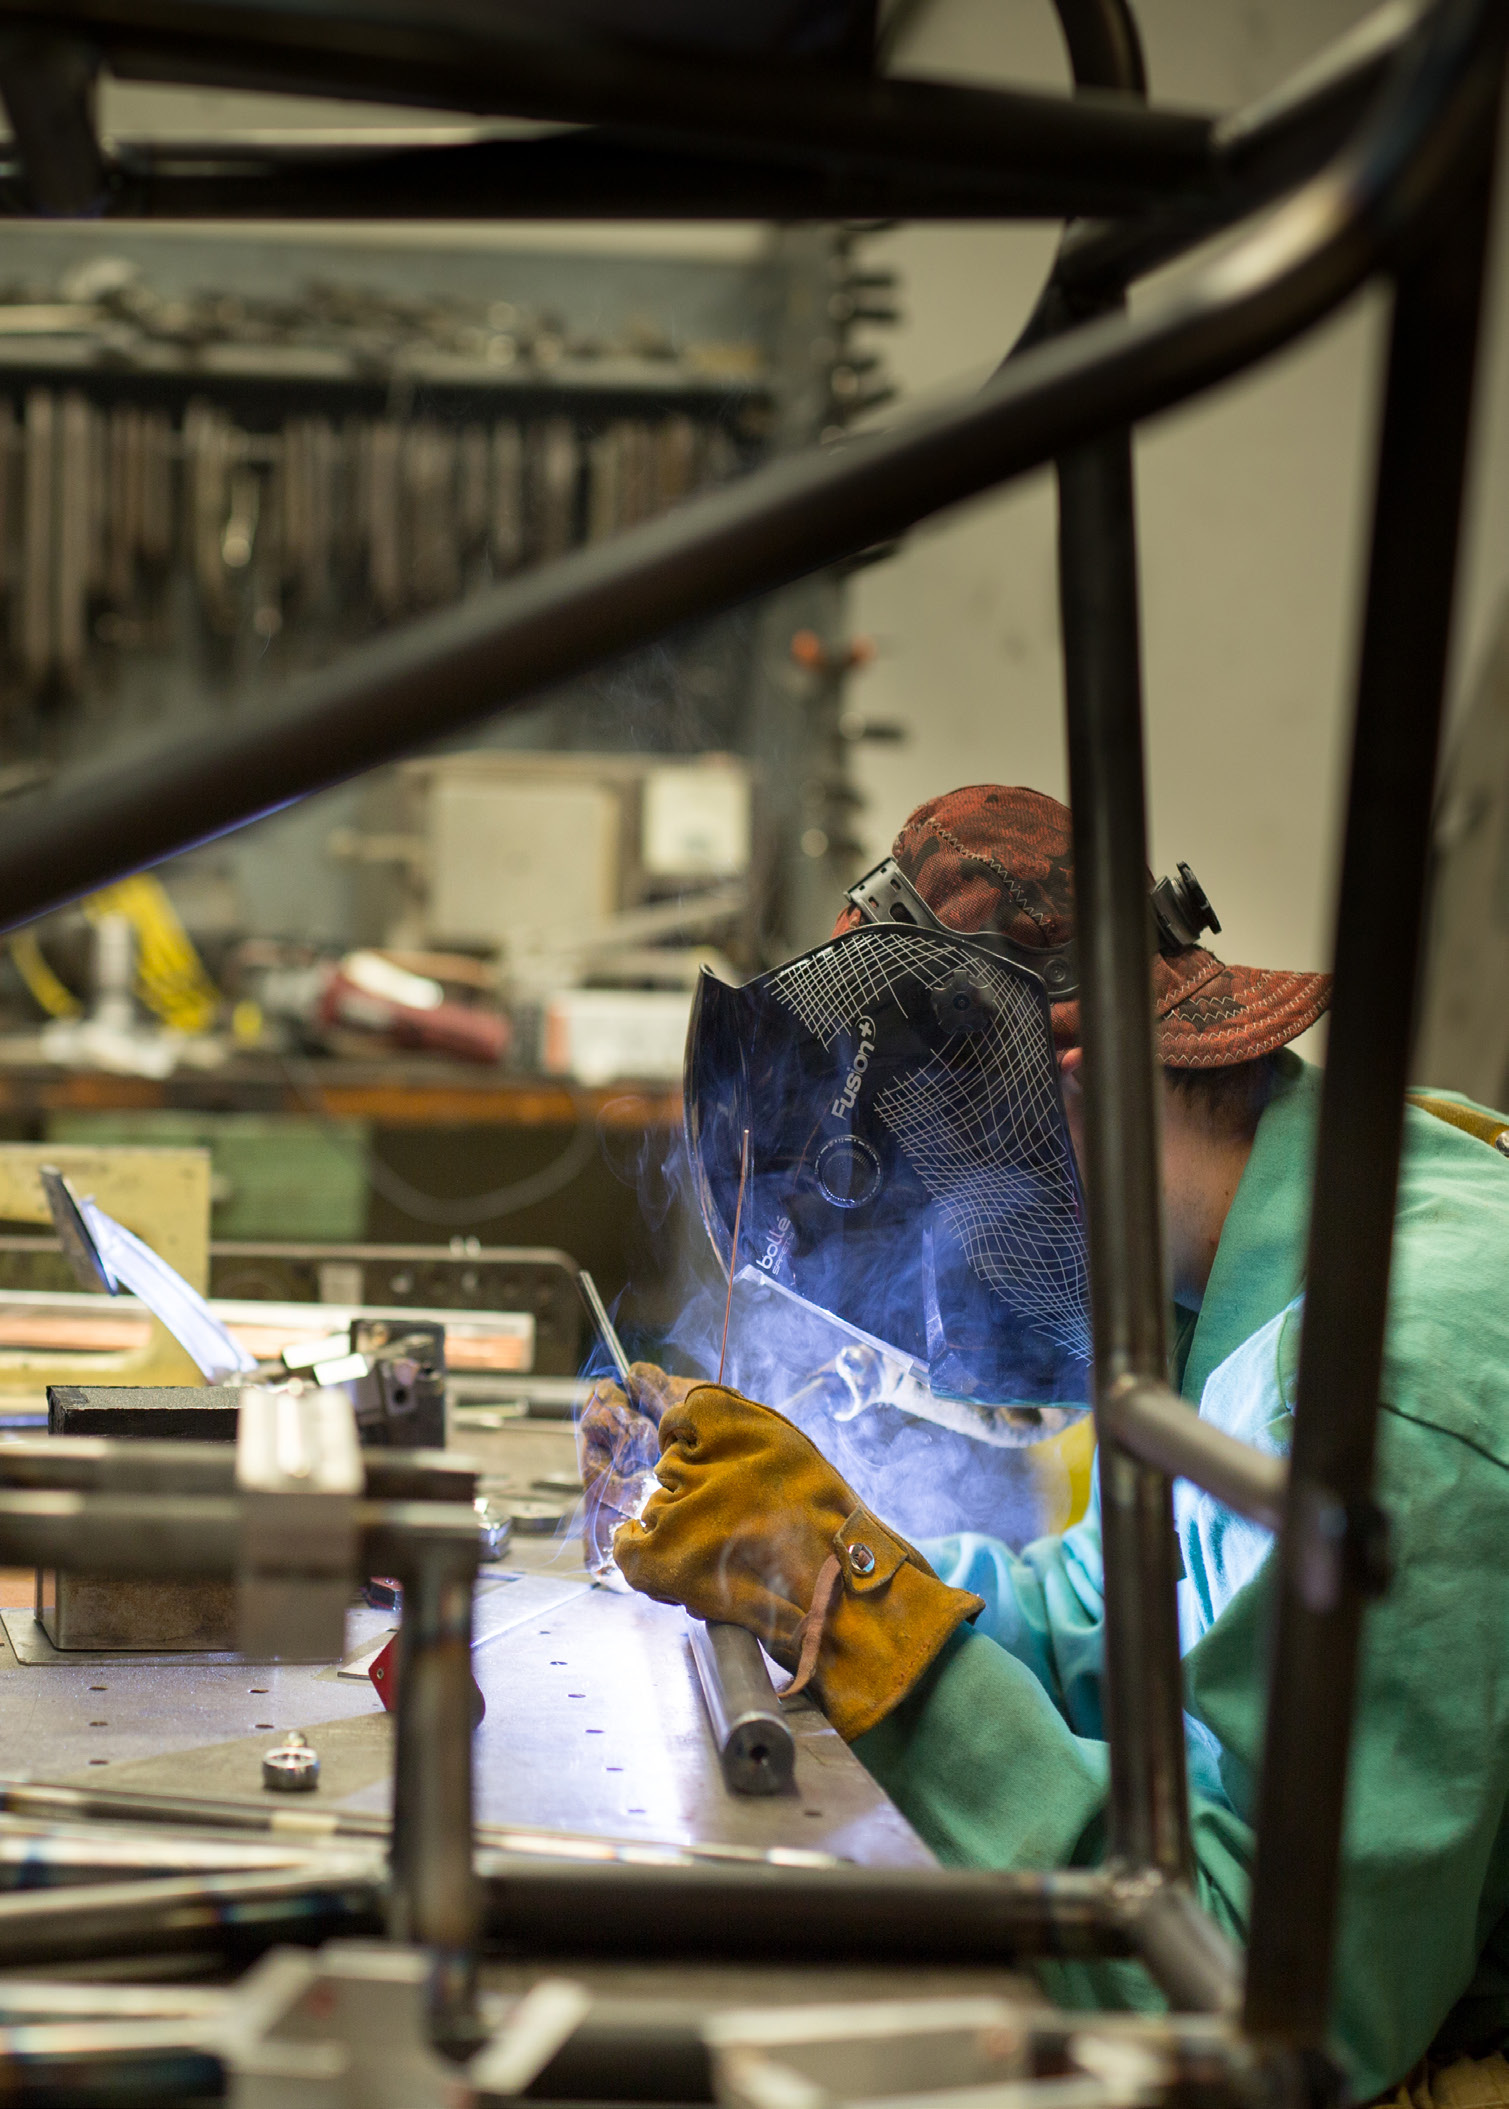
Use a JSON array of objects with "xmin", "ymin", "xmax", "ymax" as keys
[{"xmin": 847, "ymin": 0, "xmax": 1509, "ymax": 991}]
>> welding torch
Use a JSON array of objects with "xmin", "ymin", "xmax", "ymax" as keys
[{"xmin": 575, "ymin": 1271, "xmax": 796, "ymax": 1798}]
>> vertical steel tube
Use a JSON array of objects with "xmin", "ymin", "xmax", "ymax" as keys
[
  {"xmin": 1243, "ymin": 99, "xmax": 1502, "ymax": 2044},
  {"xmin": 388, "ymin": 1538, "xmax": 482, "ymax": 2051},
  {"xmin": 1050, "ymin": 0, "xmax": 1191, "ymax": 1881}
]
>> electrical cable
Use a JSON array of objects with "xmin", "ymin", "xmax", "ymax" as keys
[{"xmin": 276, "ymin": 1050, "xmax": 601, "ymax": 1229}]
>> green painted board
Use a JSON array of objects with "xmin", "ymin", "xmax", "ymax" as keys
[{"xmin": 45, "ymin": 1111, "xmax": 371, "ymax": 1243}]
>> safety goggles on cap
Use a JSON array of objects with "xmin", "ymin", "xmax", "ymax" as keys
[{"xmin": 685, "ymin": 918, "xmax": 1092, "ymax": 1411}]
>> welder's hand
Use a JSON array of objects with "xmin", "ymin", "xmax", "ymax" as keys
[
  {"xmin": 578, "ymin": 1361, "xmax": 699, "ymax": 1563},
  {"xmin": 614, "ymin": 1385, "xmax": 984, "ymax": 1742}
]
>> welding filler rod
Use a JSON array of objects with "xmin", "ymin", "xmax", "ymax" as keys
[
  {"xmin": 575, "ymin": 1273, "xmax": 790, "ymax": 1797},
  {"xmin": 577, "ymin": 1270, "xmax": 634, "ymax": 1390},
  {"xmin": 689, "ymin": 1617, "xmax": 797, "ymax": 1798}
]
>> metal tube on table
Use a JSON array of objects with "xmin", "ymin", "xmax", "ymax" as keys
[
  {"xmin": 0, "ymin": 1819, "xmax": 338, "ymax": 1887},
  {"xmin": 386, "ymin": 1532, "xmax": 483, "ymax": 2050},
  {"xmin": 1050, "ymin": 0, "xmax": 1190, "ymax": 1885},
  {"xmin": 0, "ymin": 2, "xmax": 1487, "ymax": 939},
  {"xmin": 688, "ymin": 1617, "xmax": 796, "ymax": 1798},
  {"xmin": 1243, "ymin": 81, "xmax": 1504, "ymax": 2048},
  {"xmin": 0, "ymin": 1861, "xmax": 381, "ymax": 1966}
]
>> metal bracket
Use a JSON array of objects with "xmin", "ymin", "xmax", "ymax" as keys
[
  {"xmin": 236, "ymin": 1386, "xmax": 363, "ymax": 1662},
  {"xmin": 845, "ymin": 857, "xmax": 1079, "ymax": 999}
]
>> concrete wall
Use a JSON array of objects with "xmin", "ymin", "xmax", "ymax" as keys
[{"xmin": 847, "ymin": 0, "xmax": 1509, "ymax": 991}]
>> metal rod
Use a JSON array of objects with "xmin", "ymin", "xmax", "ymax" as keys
[
  {"xmin": 387, "ymin": 1532, "xmax": 483, "ymax": 2051},
  {"xmin": 0, "ymin": 1435, "xmax": 476, "ymax": 1504},
  {"xmin": 1243, "ymin": 67, "xmax": 1504, "ymax": 2046},
  {"xmin": 0, "ymin": 2, "xmax": 1483, "ymax": 942},
  {"xmin": 0, "ymin": 30, "xmax": 107, "ymax": 215},
  {"xmin": 718, "ymin": 1127, "xmax": 750, "ymax": 1387},
  {"xmin": 1051, "ymin": 0, "xmax": 1190, "ymax": 1885},
  {"xmin": 0, "ymin": 1862, "xmax": 381, "ymax": 1965},
  {"xmin": 1116, "ymin": 1877, "xmax": 1243, "ymax": 2014},
  {"xmin": 576, "ymin": 1270, "xmax": 633, "ymax": 1389},
  {"xmin": 0, "ymin": 1488, "xmax": 480, "ymax": 1578},
  {"xmin": 688, "ymin": 1617, "xmax": 796, "ymax": 1798},
  {"xmin": 27, "ymin": 0, "xmax": 1216, "ymax": 211},
  {"xmin": 0, "ymin": 3, "xmax": 1404, "ymax": 234},
  {"xmin": 1054, "ymin": 0, "xmax": 1429, "ymax": 306},
  {"xmin": 1100, "ymin": 1377, "xmax": 1287, "ymax": 1532},
  {"xmin": 479, "ymin": 1860, "xmax": 1132, "ymax": 1963},
  {"xmin": 88, "ymin": 125, "xmax": 1192, "ymax": 223}
]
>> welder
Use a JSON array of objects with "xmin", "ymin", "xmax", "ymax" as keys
[{"xmin": 580, "ymin": 783, "xmax": 1509, "ymax": 2106}]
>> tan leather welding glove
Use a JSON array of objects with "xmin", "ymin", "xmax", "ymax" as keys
[
  {"xmin": 577, "ymin": 1361, "xmax": 699, "ymax": 1563},
  {"xmin": 614, "ymin": 1385, "xmax": 984, "ymax": 1742}
]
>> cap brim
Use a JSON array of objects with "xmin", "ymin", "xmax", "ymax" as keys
[{"xmin": 1154, "ymin": 952, "xmax": 1331, "ymax": 1067}]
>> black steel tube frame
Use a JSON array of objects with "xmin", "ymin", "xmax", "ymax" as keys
[
  {"xmin": 1047, "ymin": 0, "xmax": 1190, "ymax": 1889},
  {"xmin": 0, "ymin": 1, "xmax": 1215, "ymax": 219},
  {"xmin": 0, "ymin": 1481, "xmax": 482, "ymax": 2019},
  {"xmin": 1100, "ymin": 1378, "xmax": 1287, "ymax": 1533},
  {"xmin": 1242, "ymin": 70, "xmax": 1504, "ymax": 2045},
  {"xmin": 0, "ymin": 0, "xmax": 1490, "ymax": 2073},
  {"xmin": 387, "ymin": 1530, "xmax": 483, "ymax": 2048},
  {"xmin": 1055, "ymin": 0, "xmax": 1433, "ymax": 304},
  {"xmin": 0, "ymin": 1993, "xmax": 1270, "ymax": 2109},
  {"xmin": 0, "ymin": 0, "xmax": 1494, "ymax": 941},
  {"xmin": 0, "ymin": 4, "xmax": 1417, "ymax": 236}
]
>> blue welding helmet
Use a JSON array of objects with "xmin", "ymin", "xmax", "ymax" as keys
[{"xmin": 684, "ymin": 918, "xmax": 1091, "ymax": 1411}]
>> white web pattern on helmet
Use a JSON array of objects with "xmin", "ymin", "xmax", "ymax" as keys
[{"xmin": 774, "ymin": 930, "xmax": 1090, "ymax": 1356}]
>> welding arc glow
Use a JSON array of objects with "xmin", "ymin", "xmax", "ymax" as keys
[{"xmin": 717, "ymin": 1128, "xmax": 751, "ymax": 1387}]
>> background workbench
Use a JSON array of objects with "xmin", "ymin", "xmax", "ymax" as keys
[{"xmin": 0, "ymin": 1055, "xmax": 686, "ymax": 1327}]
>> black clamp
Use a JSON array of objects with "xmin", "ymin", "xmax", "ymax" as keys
[
  {"xmin": 845, "ymin": 857, "xmax": 1078, "ymax": 999},
  {"xmin": 1290, "ymin": 1485, "xmax": 1393, "ymax": 1614},
  {"xmin": 845, "ymin": 851, "xmax": 1223, "ymax": 1000},
  {"xmin": 1150, "ymin": 861, "xmax": 1221, "ymax": 954}
]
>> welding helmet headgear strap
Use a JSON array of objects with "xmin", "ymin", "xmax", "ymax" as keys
[
  {"xmin": 846, "ymin": 853, "xmax": 1221, "ymax": 979},
  {"xmin": 684, "ymin": 924, "xmax": 1091, "ymax": 1409}
]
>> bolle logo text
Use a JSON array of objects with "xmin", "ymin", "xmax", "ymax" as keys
[
  {"xmin": 830, "ymin": 1016, "xmax": 877, "ymax": 1120},
  {"xmin": 758, "ymin": 1214, "xmax": 793, "ymax": 1275}
]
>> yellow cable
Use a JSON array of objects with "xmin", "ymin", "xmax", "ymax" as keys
[
  {"xmin": 8, "ymin": 930, "xmax": 82, "ymax": 1020},
  {"xmin": 84, "ymin": 876, "xmax": 221, "ymax": 1034}
]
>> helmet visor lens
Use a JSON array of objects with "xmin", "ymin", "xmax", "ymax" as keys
[{"xmin": 684, "ymin": 924, "xmax": 1090, "ymax": 1408}]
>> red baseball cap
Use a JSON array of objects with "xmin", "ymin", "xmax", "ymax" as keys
[{"xmin": 834, "ymin": 785, "xmax": 1330, "ymax": 1068}]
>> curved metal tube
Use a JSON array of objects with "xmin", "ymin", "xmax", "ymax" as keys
[{"xmin": 0, "ymin": 0, "xmax": 1495, "ymax": 936}]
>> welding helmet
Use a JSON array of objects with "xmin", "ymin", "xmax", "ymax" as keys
[{"xmin": 685, "ymin": 870, "xmax": 1093, "ymax": 1411}]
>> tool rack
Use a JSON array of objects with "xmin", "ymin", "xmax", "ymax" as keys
[{"xmin": 0, "ymin": 0, "xmax": 1495, "ymax": 2100}]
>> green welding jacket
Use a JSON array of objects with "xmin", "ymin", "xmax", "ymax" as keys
[{"xmin": 853, "ymin": 1052, "xmax": 1509, "ymax": 2100}]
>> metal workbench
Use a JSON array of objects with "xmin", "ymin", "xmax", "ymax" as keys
[{"xmin": 0, "ymin": 1414, "xmax": 930, "ymax": 1873}]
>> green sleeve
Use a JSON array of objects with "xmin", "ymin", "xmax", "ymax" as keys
[
  {"xmin": 870, "ymin": 1398, "xmax": 1509, "ymax": 2102},
  {"xmin": 855, "ymin": 1625, "xmax": 1252, "ymax": 1952},
  {"xmin": 919, "ymin": 1496, "xmax": 1109, "ymax": 1738},
  {"xmin": 855, "ymin": 1626, "xmax": 1109, "ymax": 1870}
]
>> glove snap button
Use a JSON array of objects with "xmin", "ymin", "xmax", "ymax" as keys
[{"xmin": 848, "ymin": 1542, "xmax": 876, "ymax": 1576}]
